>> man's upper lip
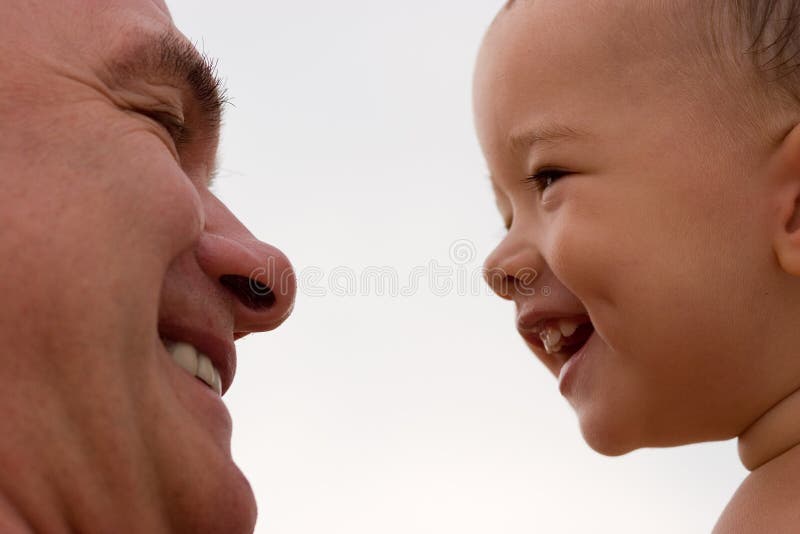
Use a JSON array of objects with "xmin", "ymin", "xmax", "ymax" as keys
[{"xmin": 158, "ymin": 322, "xmax": 237, "ymax": 395}]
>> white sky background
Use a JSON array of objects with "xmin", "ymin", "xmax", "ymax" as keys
[{"xmin": 168, "ymin": 2, "xmax": 748, "ymax": 533}]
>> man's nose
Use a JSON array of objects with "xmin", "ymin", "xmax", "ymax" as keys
[
  {"xmin": 196, "ymin": 195, "xmax": 296, "ymax": 336},
  {"xmin": 483, "ymin": 234, "xmax": 541, "ymax": 300}
]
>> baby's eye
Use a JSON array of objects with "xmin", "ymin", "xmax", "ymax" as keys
[{"xmin": 523, "ymin": 169, "xmax": 570, "ymax": 192}]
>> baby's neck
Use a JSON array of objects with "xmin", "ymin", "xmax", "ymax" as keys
[{"xmin": 738, "ymin": 386, "xmax": 800, "ymax": 471}]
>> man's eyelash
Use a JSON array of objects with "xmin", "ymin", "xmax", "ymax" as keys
[
  {"xmin": 523, "ymin": 169, "xmax": 569, "ymax": 192},
  {"xmin": 140, "ymin": 110, "xmax": 190, "ymax": 146},
  {"xmin": 157, "ymin": 115, "xmax": 190, "ymax": 146}
]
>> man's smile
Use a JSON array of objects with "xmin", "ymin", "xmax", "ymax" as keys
[{"xmin": 159, "ymin": 322, "xmax": 237, "ymax": 396}]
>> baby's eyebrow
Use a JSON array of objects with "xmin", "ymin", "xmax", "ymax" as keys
[{"xmin": 508, "ymin": 123, "xmax": 591, "ymax": 154}]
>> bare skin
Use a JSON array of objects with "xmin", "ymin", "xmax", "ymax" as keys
[
  {"xmin": 474, "ymin": 1, "xmax": 800, "ymax": 532},
  {"xmin": 0, "ymin": 0, "xmax": 295, "ymax": 532}
]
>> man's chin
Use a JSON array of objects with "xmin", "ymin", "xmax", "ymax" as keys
[
  {"xmin": 169, "ymin": 462, "xmax": 258, "ymax": 534},
  {"xmin": 145, "ymin": 344, "xmax": 256, "ymax": 531},
  {"xmin": 159, "ymin": 348, "xmax": 234, "ymax": 451},
  {"xmin": 205, "ymin": 464, "xmax": 258, "ymax": 534}
]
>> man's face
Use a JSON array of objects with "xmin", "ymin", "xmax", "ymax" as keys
[
  {"xmin": 0, "ymin": 1, "xmax": 294, "ymax": 531},
  {"xmin": 475, "ymin": 0, "xmax": 796, "ymax": 455}
]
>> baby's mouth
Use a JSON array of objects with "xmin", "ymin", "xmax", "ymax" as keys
[{"xmin": 520, "ymin": 316, "xmax": 595, "ymax": 359}]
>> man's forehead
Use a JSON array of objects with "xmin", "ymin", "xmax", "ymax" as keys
[
  {"xmin": 107, "ymin": 0, "xmax": 174, "ymax": 34},
  {"xmin": 88, "ymin": 0, "xmax": 171, "ymax": 17},
  {"xmin": 72, "ymin": 0, "xmax": 175, "ymax": 56},
  {"xmin": 149, "ymin": 0, "xmax": 170, "ymax": 15}
]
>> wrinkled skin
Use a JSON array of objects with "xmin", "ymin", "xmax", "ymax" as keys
[
  {"xmin": 0, "ymin": 1, "xmax": 295, "ymax": 532},
  {"xmin": 475, "ymin": 0, "xmax": 800, "ymax": 531}
]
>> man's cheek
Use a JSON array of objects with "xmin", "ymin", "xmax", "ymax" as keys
[
  {"xmin": 122, "ymin": 140, "xmax": 205, "ymax": 257},
  {"xmin": 145, "ymin": 172, "xmax": 205, "ymax": 258}
]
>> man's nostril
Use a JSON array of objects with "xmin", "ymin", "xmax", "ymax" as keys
[{"xmin": 219, "ymin": 275, "xmax": 276, "ymax": 310}]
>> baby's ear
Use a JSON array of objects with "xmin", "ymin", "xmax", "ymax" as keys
[{"xmin": 773, "ymin": 123, "xmax": 800, "ymax": 277}]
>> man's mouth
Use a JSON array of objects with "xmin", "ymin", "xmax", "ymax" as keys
[
  {"xmin": 157, "ymin": 324, "xmax": 236, "ymax": 396},
  {"xmin": 163, "ymin": 340, "xmax": 223, "ymax": 395}
]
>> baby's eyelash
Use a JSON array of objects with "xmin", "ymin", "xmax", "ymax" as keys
[{"xmin": 523, "ymin": 169, "xmax": 569, "ymax": 192}]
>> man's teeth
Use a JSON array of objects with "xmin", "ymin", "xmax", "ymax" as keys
[
  {"xmin": 166, "ymin": 342, "xmax": 222, "ymax": 395},
  {"xmin": 539, "ymin": 319, "xmax": 584, "ymax": 355}
]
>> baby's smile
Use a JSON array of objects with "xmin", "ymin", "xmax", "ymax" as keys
[
  {"xmin": 518, "ymin": 316, "xmax": 594, "ymax": 356},
  {"xmin": 473, "ymin": 0, "xmax": 800, "ymax": 461}
]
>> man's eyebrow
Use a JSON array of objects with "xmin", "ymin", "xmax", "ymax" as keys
[
  {"xmin": 107, "ymin": 32, "xmax": 228, "ymax": 181},
  {"xmin": 508, "ymin": 123, "xmax": 591, "ymax": 154}
]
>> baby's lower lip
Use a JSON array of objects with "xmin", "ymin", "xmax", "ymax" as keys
[
  {"xmin": 517, "ymin": 331, "xmax": 572, "ymax": 379},
  {"xmin": 558, "ymin": 331, "xmax": 596, "ymax": 395},
  {"xmin": 518, "ymin": 328, "xmax": 544, "ymax": 348}
]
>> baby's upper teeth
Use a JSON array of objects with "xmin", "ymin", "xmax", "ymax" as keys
[
  {"xmin": 558, "ymin": 319, "xmax": 580, "ymax": 338},
  {"xmin": 166, "ymin": 341, "xmax": 222, "ymax": 395},
  {"xmin": 540, "ymin": 327, "xmax": 563, "ymax": 354}
]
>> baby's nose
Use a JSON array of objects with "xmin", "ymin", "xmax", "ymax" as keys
[{"xmin": 483, "ymin": 235, "xmax": 543, "ymax": 300}]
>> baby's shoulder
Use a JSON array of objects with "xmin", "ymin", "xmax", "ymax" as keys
[{"xmin": 713, "ymin": 453, "xmax": 800, "ymax": 533}]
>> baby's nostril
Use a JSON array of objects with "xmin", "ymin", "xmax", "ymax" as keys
[{"xmin": 219, "ymin": 275, "xmax": 276, "ymax": 310}]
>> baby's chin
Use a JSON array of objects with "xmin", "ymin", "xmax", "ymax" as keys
[
  {"xmin": 574, "ymin": 401, "xmax": 713, "ymax": 457},
  {"xmin": 574, "ymin": 405, "xmax": 641, "ymax": 457},
  {"xmin": 571, "ymin": 387, "xmax": 670, "ymax": 456},
  {"xmin": 579, "ymin": 421, "xmax": 640, "ymax": 457}
]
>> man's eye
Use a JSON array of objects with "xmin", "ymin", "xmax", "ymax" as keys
[
  {"xmin": 140, "ymin": 110, "xmax": 189, "ymax": 146},
  {"xmin": 523, "ymin": 169, "xmax": 570, "ymax": 192}
]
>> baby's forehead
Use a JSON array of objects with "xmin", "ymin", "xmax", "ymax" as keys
[
  {"xmin": 490, "ymin": 0, "xmax": 705, "ymax": 58},
  {"xmin": 478, "ymin": 0, "xmax": 736, "ymax": 130},
  {"xmin": 474, "ymin": 0, "xmax": 779, "ymax": 187},
  {"xmin": 477, "ymin": 0, "xmax": 710, "ymax": 108}
]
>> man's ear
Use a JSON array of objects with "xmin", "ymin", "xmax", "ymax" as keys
[{"xmin": 772, "ymin": 123, "xmax": 800, "ymax": 277}]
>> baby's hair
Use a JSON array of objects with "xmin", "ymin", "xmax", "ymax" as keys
[
  {"xmin": 499, "ymin": 0, "xmax": 800, "ymax": 101},
  {"xmin": 711, "ymin": 0, "xmax": 800, "ymax": 104},
  {"xmin": 495, "ymin": 0, "xmax": 800, "ymax": 140}
]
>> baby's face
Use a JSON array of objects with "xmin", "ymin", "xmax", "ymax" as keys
[{"xmin": 475, "ymin": 0, "xmax": 789, "ymax": 454}]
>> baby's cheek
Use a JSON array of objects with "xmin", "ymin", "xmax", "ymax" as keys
[
  {"xmin": 547, "ymin": 206, "xmax": 686, "ymax": 353},
  {"xmin": 546, "ymin": 213, "xmax": 631, "ymax": 314}
]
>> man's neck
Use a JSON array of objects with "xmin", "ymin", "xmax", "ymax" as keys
[
  {"xmin": 0, "ymin": 495, "xmax": 33, "ymax": 534},
  {"xmin": 739, "ymin": 386, "xmax": 800, "ymax": 471}
]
